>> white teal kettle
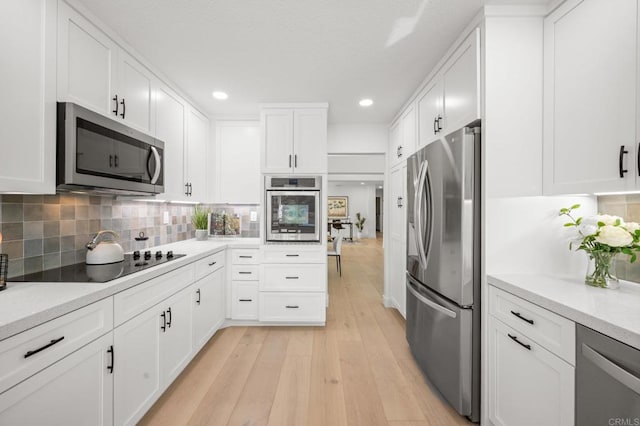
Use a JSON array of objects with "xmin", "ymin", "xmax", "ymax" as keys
[{"xmin": 86, "ymin": 230, "xmax": 124, "ymax": 265}]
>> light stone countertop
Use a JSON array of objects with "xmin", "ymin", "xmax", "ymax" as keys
[
  {"xmin": 488, "ymin": 273, "xmax": 640, "ymax": 350},
  {"xmin": 0, "ymin": 237, "xmax": 261, "ymax": 341}
]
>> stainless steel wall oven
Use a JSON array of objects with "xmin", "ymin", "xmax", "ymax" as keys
[{"xmin": 265, "ymin": 176, "xmax": 321, "ymax": 242}]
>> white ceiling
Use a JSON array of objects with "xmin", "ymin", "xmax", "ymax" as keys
[{"xmin": 76, "ymin": 0, "xmax": 548, "ymax": 124}]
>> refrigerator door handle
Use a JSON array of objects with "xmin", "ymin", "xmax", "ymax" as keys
[
  {"xmin": 414, "ymin": 160, "xmax": 429, "ymax": 269},
  {"xmin": 407, "ymin": 278, "xmax": 457, "ymax": 318}
]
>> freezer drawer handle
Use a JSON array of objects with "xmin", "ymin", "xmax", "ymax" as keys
[
  {"xmin": 510, "ymin": 310, "xmax": 534, "ymax": 325},
  {"xmin": 406, "ymin": 281, "xmax": 456, "ymax": 318},
  {"xmin": 24, "ymin": 336, "xmax": 65, "ymax": 358},
  {"xmin": 508, "ymin": 333, "xmax": 531, "ymax": 351},
  {"xmin": 582, "ymin": 343, "xmax": 640, "ymax": 395}
]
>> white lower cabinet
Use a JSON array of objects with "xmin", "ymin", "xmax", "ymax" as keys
[
  {"xmin": 0, "ymin": 332, "xmax": 114, "ymax": 426},
  {"xmin": 114, "ymin": 284, "xmax": 193, "ymax": 426},
  {"xmin": 488, "ymin": 287, "xmax": 575, "ymax": 426},
  {"xmin": 231, "ymin": 282, "xmax": 259, "ymax": 320},
  {"xmin": 192, "ymin": 267, "xmax": 225, "ymax": 351}
]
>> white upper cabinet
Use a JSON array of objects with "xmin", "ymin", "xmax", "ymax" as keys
[
  {"xmin": 57, "ymin": 0, "xmax": 116, "ymax": 117},
  {"xmin": 390, "ymin": 104, "xmax": 416, "ymax": 167},
  {"xmin": 0, "ymin": 0, "xmax": 56, "ymax": 194},
  {"xmin": 417, "ymin": 79, "xmax": 443, "ymax": 149},
  {"xmin": 543, "ymin": 0, "xmax": 638, "ymax": 194},
  {"xmin": 293, "ymin": 108, "xmax": 328, "ymax": 173},
  {"xmin": 154, "ymin": 83, "xmax": 187, "ymax": 201},
  {"xmin": 262, "ymin": 109, "xmax": 294, "ymax": 173},
  {"xmin": 186, "ymin": 107, "xmax": 210, "ymax": 201},
  {"xmin": 441, "ymin": 29, "xmax": 480, "ymax": 133},
  {"xmin": 116, "ymin": 49, "xmax": 153, "ymax": 134},
  {"xmin": 415, "ymin": 29, "xmax": 480, "ymax": 151},
  {"xmin": 261, "ymin": 105, "xmax": 328, "ymax": 174},
  {"xmin": 58, "ymin": 1, "xmax": 158, "ymax": 135},
  {"xmin": 215, "ymin": 121, "xmax": 261, "ymax": 203}
]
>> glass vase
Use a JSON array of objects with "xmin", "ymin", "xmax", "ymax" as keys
[{"xmin": 585, "ymin": 252, "xmax": 620, "ymax": 289}]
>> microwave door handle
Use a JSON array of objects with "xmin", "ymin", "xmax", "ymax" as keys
[{"xmin": 148, "ymin": 146, "xmax": 162, "ymax": 184}]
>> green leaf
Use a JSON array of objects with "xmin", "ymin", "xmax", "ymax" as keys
[
  {"xmin": 576, "ymin": 217, "xmax": 582, "ymax": 225},
  {"xmin": 564, "ymin": 223, "xmax": 574, "ymax": 227},
  {"xmin": 571, "ymin": 204, "xmax": 581, "ymax": 210},
  {"xmin": 632, "ymin": 254, "xmax": 637, "ymax": 263},
  {"xmin": 559, "ymin": 208, "xmax": 568, "ymax": 214},
  {"xmin": 615, "ymin": 218, "xmax": 622, "ymax": 226},
  {"xmin": 597, "ymin": 221, "xmax": 606, "ymax": 227}
]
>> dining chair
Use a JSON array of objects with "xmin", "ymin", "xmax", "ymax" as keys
[{"xmin": 328, "ymin": 234, "xmax": 343, "ymax": 276}]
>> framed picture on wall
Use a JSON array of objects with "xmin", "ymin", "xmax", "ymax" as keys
[{"xmin": 328, "ymin": 196, "xmax": 348, "ymax": 219}]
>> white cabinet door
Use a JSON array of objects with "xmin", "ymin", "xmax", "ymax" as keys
[
  {"xmin": 293, "ymin": 108, "xmax": 328, "ymax": 173},
  {"xmin": 57, "ymin": 1, "xmax": 117, "ymax": 118},
  {"xmin": 160, "ymin": 287, "xmax": 194, "ymax": 386},
  {"xmin": 215, "ymin": 121, "xmax": 261, "ymax": 203},
  {"xmin": 417, "ymin": 78, "xmax": 443, "ymax": 149},
  {"xmin": 441, "ymin": 29, "xmax": 480, "ymax": 133},
  {"xmin": 543, "ymin": 0, "xmax": 638, "ymax": 194},
  {"xmin": 117, "ymin": 50, "xmax": 153, "ymax": 134},
  {"xmin": 389, "ymin": 119, "xmax": 403, "ymax": 167},
  {"xmin": 488, "ymin": 316, "xmax": 574, "ymax": 426},
  {"xmin": 186, "ymin": 107, "xmax": 210, "ymax": 201},
  {"xmin": 0, "ymin": 333, "xmax": 113, "ymax": 426},
  {"xmin": 0, "ymin": 0, "xmax": 56, "ymax": 194},
  {"xmin": 154, "ymin": 84, "xmax": 187, "ymax": 200},
  {"xmin": 388, "ymin": 164, "xmax": 407, "ymax": 316},
  {"xmin": 262, "ymin": 109, "xmax": 294, "ymax": 173},
  {"xmin": 401, "ymin": 104, "xmax": 416, "ymax": 159},
  {"xmin": 114, "ymin": 306, "xmax": 163, "ymax": 426},
  {"xmin": 193, "ymin": 268, "xmax": 225, "ymax": 351}
]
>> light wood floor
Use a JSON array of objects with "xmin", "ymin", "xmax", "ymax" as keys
[{"xmin": 140, "ymin": 235, "xmax": 471, "ymax": 426}]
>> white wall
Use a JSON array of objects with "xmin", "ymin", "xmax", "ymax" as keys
[
  {"xmin": 327, "ymin": 124, "xmax": 388, "ymax": 154},
  {"xmin": 328, "ymin": 182, "xmax": 377, "ymax": 238}
]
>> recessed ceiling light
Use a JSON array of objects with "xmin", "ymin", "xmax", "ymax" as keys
[
  {"xmin": 378, "ymin": 186, "xmax": 383, "ymax": 189},
  {"xmin": 212, "ymin": 91, "xmax": 228, "ymax": 100},
  {"xmin": 359, "ymin": 98, "xmax": 373, "ymax": 107},
  {"xmin": 360, "ymin": 182, "xmax": 365, "ymax": 185}
]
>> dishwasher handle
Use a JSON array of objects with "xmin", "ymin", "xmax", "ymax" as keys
[{"xmin": 582, "ymin": 343, "xmax": 640, "ymax": 395}]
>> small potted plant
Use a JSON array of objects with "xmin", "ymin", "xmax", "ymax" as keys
[
  {"xmin": 355, "ymin": 212, "xmax": 366, "ymax": 240},
  {"xmin": 192, "ymin": 206, "xmax": 210, "ymax": 241}
]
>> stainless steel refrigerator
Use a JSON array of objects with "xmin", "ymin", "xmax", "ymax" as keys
[{"xmin": 406, "ymin": 124, "xmax": 481, "ymax": 422}]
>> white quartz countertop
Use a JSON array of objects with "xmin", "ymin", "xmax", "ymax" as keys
[
  {"xmin": 488, "ymin": 273, "xmax": 640, "ymax": 350},
  {"xmin": 0, "ymin": 237, "xmax": 261, "ymax": 341}
]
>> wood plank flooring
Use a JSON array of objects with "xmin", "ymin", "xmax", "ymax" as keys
[{"xmin": 140, "ymin": 236, "xmax": 471, "ymax": 426}]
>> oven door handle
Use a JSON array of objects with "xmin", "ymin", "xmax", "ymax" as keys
[
  {"xmin": 582, "ymin": 343, "xmax": 640, "ymax": 395},
  {"xmin": 148, "ymin": 146, "xmax": 162, "ymax": 184}
]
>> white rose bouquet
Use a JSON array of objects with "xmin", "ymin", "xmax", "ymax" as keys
[{"xmin": 559, "ymin": 205, "xmax": 640, "ymax": 288}]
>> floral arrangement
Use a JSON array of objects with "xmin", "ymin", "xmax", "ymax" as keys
[{"xmin": 559, "ymin": 204, "xmax": 640, "ymax": 288}]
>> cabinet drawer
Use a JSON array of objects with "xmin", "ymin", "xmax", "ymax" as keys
[
  {"xmin": 231, "ymin": 249, "xmax": 260, "ymax": 265},
  {"xmin": 489, "ymin": 286, "xmax": 575, "ymax": 364},
  {"xmin": 259, "ymin": 292, "xmax": 325, "ymax": 323},
  {"xmin": 231, "ymin": 265, "xmax": 259, "ymax": 281},
  {"xmin": 0, "ymin": 298, "xmax": 113, "ymax": 394},
  {"xmin": 261, "ymin": 264, "xmax": 325, "ymax": 291},
  {"xmin": 195, "ymin": 250, "xmax": 225, "ymax": 281},
  {"xmin": 262, "ymin": 247, "xmax": 325, "ymax": 264},
  {"xmin": 114, "ymin": 265, "xmax": 195, "ymax": 326},
  {"xmin": 231, "ymin": 283, "xmax": 258, "ymax": 320}
]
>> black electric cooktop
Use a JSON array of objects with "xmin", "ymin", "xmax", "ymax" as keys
[{"xmin": 9, "ymin": 250, "xmax": 186, "ymax": 283}]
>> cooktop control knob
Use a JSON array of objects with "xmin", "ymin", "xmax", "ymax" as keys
[
  {"xmin": 166, "ymin": 251, "xmax": 174, "ymax": 259},
  {"xmin": 144, "ymin": 250, "xmax": 152, "ymax": 260},
  {"xmin": 155, "ymin": 251, "xmax": 163, "ymax": 259},
  {"xmin": 133, "ymin": 250, "xmax": 141, "ymax": 260}
]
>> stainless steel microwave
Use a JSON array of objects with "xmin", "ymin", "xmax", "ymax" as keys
[
  {"xmin": 57, "ymin": 102, "xmax": 164, "ymax": 195},
  {"xmin": 265, "ymin": 176, "xmax": 321, "ymax": 242}
]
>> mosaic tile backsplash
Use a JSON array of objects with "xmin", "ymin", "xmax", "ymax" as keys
[
  {"xmin": 0, "ymin": 194, "xmax": 196, "ymax": 278},
  {"xmin": 597, "ymin": 194, "xmax": 640, "ymax": 284}
]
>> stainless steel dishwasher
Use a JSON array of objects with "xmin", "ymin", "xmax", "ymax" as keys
[{"xmin": 576, "ymin": 325, "xmax": 640, "ymax": 425}]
